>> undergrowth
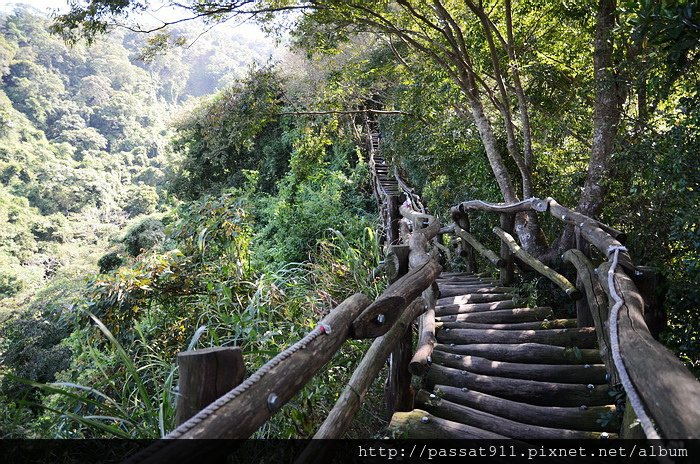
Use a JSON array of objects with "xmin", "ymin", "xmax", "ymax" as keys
[{"xmin": 0, "ymin": 191, "xmax": 386, "ymax": 438}]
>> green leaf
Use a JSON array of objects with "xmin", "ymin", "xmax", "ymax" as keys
[{"xmin": 87, "ymin": 313, "xmax": 154, "ymax": 413}]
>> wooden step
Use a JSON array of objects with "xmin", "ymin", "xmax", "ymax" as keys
[
  {"xmin": 415, "ymin": 390, "xmax": 614, "ymax": 439},
  {"xmin": 437, "ymin": 276, "xmax": 498, "ymax": 283},
  {"xmin": 389, "ymin": 409, "xmax": 508, "ymax": 439},
  {"xmin": 434, "ymin": 343, "xmax": 602, "ymax": 365},
  {"xmin": 434, "ymin": 385, "xmax": 619, "ymax": 432},
  {"xmin": 435, "ymin": 300, "xmax": 518, "ymax": 316},
  {"xmin": 425, "ymin": 364, "xmax": 613, "ymax": 407},
  {"xmin": 437, "ymin": 293, "xmax": 514, "ymax": 306},
  {"xmin": 436, "ymin": 327, "xmax": 597, "ymax": 348},
  {"xmin": 435, "ymin": 307, "xmax": 553, "ymax": 324},
  {"xmin": 437, "ymin": 318, "xmax": 578, "ymax": 330},
  {"xmin": 439, "ymin": 272, "xmax": 482, "ymax": 278},
  {"xmin": 437, "ymin": 276, "xmax": 497, "ymax": 282},
  {"xmin": 431, "ymin": 350, "xmax": 608, "ymax": 384},
  {"xmin": 437, "ymin": 285, "xmax": 504, "ymax": 292},
  {"xmin": 437, "ymin": 282, "xmax": 507, "ymax": 289},
  {"xmin": 438, "ymin": 286, "xmax": 514, "ymax": 298}
]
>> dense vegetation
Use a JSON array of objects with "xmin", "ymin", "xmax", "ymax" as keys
[
  {"xmin": 0, "ymin": 0, "xmax": 698, "ymax": 440},
  {"xmin": 0, "ymin": 8, "xmax": 385, "ymax": 438}
]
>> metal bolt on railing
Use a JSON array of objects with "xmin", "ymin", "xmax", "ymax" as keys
[{"xmin": 267, "ymin": 393, "xmax": 280, "ymax": 412}]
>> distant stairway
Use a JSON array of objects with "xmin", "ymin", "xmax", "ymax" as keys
[
  {"xmin": 390, "ymin": 272, "xmax": 619, "ymax": 439},
  {"xmin": 366, "ymin": 119, "xmax": 402, "ymax": 198}
]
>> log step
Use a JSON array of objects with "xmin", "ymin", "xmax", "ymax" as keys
[
  {"xmin": 436, "ymin": 277, "xmax": 498, "ymax": 284},
  {"xmin": 404, "ymin": 271, "xmax": 615, "ymax": 439},
  {"xmin": 433, "ymin": 385, "xmax": 619, "ymax": 432},
  {"xmin": 431, "ymin": 350, "xmax": 608, "ymax": 384},
  {"xmin": 425, "ymin": 364, "xmax": 613, "ymax": 407},
  {"xmin": 388, "ymin": 409, "xmax": 508, "ymax": 439},
  {"xmin": 435, "ymin": 307, "xmax": 553, "ymax": 324},
  {"xmin": 436, "ymin": 327, "xmax": 597, "ymax": 348},
  {"xmin": 438, "ymin": 286, "xmax": 514, "ymax": 298},
  {"xmin": 437, "ymin": 293, "xmax": 514, "ymax": 306},
  {"xmin": 437, "ymin": 318, "xmax": 578, "ymax": 330},
  {"xmin": 415, "ymin": 390, "xmax": 615, "ymax": 439},
  {"xmin": 437, "ymin": 276, "xmax": 498, "ymax": 283},
  {"xmin": 435, "ymin": 299, "xmax": 519, "ymax": 316},
  {"xmin": 435, "ymin": 343, "xmax": 602, "ymax": 365}
]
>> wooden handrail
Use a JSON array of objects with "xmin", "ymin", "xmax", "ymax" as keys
[
  {"xmin": 598, "ymin": 262, "xmax": 700, "ymax": 438},
  {"xmin": 398, "ymin": 207, "xmax": 442, "ymax": 378},
  {"xmin": 493, "ymin": 227, "xmax": 581, "ymax": 300},
  {"xmin": 170, "ymin": 293, "xmax": 370, "ymax": 440},
  {"xmin": 312, "ymin": 297, "xmax": 426, "ymax": 439},
  {"xmin": 135, "ymin": 139, "xmax": 443, "ymax": 457},
  {"xmin": 563, "ymin": 249, "xmax": 618, "ymax": 384},
  {"xmin": 452, "ymin": 197, "xmax": 548, "ymax": 214},
  {"xmin": 454, "ymin": 224, "xmax": 504, "ymax": 268},
  {"xmin": 449, "ymin": 196, "xmax": 700, "ymax": 439},
  {"xmin": 544, "ymin": 198, "xmax": 634, "ymax": 271},
  {"xmin": 351, "ymin": 258, "xmax": 441, "ymax": 338}
]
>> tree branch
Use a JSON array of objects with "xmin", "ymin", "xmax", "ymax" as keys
[{"xmin": 278, "ymin": 109, "xmax": 411, "ymax": 116}]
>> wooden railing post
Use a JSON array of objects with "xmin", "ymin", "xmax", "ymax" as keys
[
  {"xmin": 458, "ymin": 213, "xmax": 478, "ymax": 273},
  {"xmin": 632, "ymin": 266, "xmax": 666, "ymax": 340},
  {"xmin": 175, "ymin": 347, "xmax": 245, "ymax": 426},
  {"xmin": 387, "ymin": 195, "xmax": 401, "ymax": 245},
  {"xmin": 499, "ymin": 213, "xmax": 515, "ymax": 286},
  {"xmin": 575, "ymin": 227, "xmax": 595, "ymax": 327},
  {"xmin": 385, "ymin": 245, "xmax": 412, "ymax": 416}
]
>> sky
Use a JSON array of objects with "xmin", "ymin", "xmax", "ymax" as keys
[
  {"xmin": 1, "ymin": 1, "xmax": 277, "ymax": 47},
  {"xmin": 1, "ymin": 1, "xmax": 70, "ymax": 15}
]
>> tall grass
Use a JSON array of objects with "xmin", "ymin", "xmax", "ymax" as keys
[
  {"xmin": 9, "ymin": 225, "xmax": 387, "ymax": 439},
  {"xmin": 8, "ymin": 313, "xmax": 178, "ymax": 438}
]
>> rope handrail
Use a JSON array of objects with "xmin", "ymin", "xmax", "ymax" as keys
[{"xmin": 607, "ymin": 245, "xmax": 659, "ymax": 439}]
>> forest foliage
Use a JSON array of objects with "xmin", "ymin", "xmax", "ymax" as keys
[{"xmin": 0, "ymin": 1, "xmax": 698, "ymax": 440}]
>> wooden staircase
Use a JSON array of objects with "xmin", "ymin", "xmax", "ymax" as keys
[
  {"xmin": 368, "ymin": 130, "xmax": 402, "ymax": 197},
  {"xmin": 390, "ymin": 272, "xmax": 620, "ymax": 439}
]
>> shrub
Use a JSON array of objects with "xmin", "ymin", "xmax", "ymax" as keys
[
  {"xmin": 0, "ymin": 308, "xmax": 72, "ymax": 399},
  {"xmin": 97, "ymin": 251, "xmax": 124, "ymax": 274},
  {"xmin": 0, "ymin": 267, "xmax": 23, "ymax": 297},
  {"xmin": 122, "ymin": 185, "xmax": 159, "ymax": 217},
  {"xmin": 122, "ymin": 217, "xmax": 164, "ymax": 256}
]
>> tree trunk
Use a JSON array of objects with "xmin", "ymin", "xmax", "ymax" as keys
[
  {"xmin": 464, "ymin": 96, "xmax": 517, "ymax": 203},
  {"xmin": 558, "ymin": 0, "xmax": 625, "ymax": 252},
  {"xmin": 459, "ymin": 99, "xmax": 546, "ymax": 255}
]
